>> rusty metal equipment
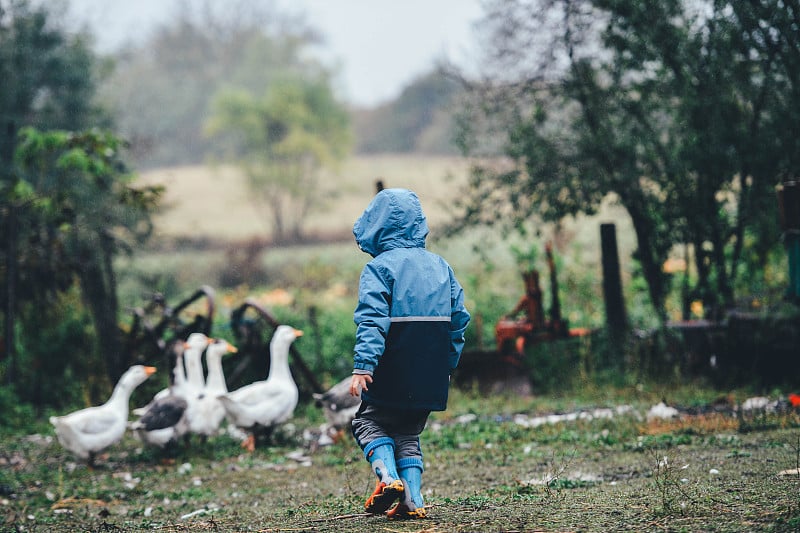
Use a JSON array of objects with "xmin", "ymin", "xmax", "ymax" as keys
[
  {"xmin": 495, "ymin": 242, "xmax": 588, "ymax": 356},
  {"xmin": 125, "ymin": 285, "xmax": 216, "ymax": 365}
]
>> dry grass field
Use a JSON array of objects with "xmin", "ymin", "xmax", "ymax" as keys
[{"xmin": 136, "ymin": 155, "xmax": 474, "ymax": 242}]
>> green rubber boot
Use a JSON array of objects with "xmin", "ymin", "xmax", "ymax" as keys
[
  {"xmin": 387, "ymin": 457, "xmax": 426, "ymax": 519},
  {"xmin": 363, "ymin": 437, "xmax": 404, "ymax": 514}
]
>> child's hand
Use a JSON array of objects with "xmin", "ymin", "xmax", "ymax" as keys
[{"xmin": 350, "ymin": 374, "xmax": 372, "ymax": 397}]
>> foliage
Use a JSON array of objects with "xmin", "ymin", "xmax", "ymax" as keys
[
  {"xmin": 0, "ymin": 0, "xmax": 105, "ymax": 308},
  {"xmin": 11, "ymin": 288, "xmax": 96, "ymax": 411},
  {"xmin": 206, "ymin": 75, "xmax": 351, "ymax": 243},
  {"xmin": 8, "ymin": 127, "xmax": 162, "ymax": 385},
  {"xmin": 451, "ymin": 0, "xmax": 798, "ymax": 323},
  {"xmin": 0, "ymin": 384, "xmax": 35, "ymax": 429},
  {"xmin": 0, "ymin": 0, "xmax": 105, "ymax": 147},
  {"xmin": 524, "ymin": 335, "xmax": 589, "ymax": 391},
  {"xmin": 353, "ymin": 69, "xmax": 465, "ymax": 154},
  {"xmin": 99, "ymin": 0, "xmax": 330, "ymax": 169},
  {"xmin": 1, "ymin": 1, "xmax": 127, "ymax": 398}
]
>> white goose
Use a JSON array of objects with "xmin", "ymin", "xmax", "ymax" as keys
[
  {"xmin": 50, "ymin": 365, "xmax": 156, "ymax": 466},
  {"xmin": 218, "ymin": 325, "xmax": 302, "ymax": 451},
  {"xmin": 178, "ymin": 332, "xmax": 213, "ymax": 442},
  {"xmin": 183, "ymin": 332, "xmax": 212, "ymax": 395},
  {"xmin": 186, "ymin": 338, "xmax": 237, "ymax": 439}
]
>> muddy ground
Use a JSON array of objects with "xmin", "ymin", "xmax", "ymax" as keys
[{"xmin": 3, "ymin": 391, "xmax": 800, "ymax": 532}]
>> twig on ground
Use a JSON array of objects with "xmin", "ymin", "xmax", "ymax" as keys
[{"xmin": 311, "ymin": 512, "xmax": 372, "ymax": 521}]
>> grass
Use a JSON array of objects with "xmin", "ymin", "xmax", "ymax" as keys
[
  {"xmin": 4, "ymin": 385, "xmax": 800, "ymax": 532},
  {"xmin": 135, "ymin": 156, "xmax": 476, "ymax": 241}
]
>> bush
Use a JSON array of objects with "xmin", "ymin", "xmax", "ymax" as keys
[
  {"xmin": 524, "ymin": 335, "xmax": 590, "ymax": 393},
  {"xmin": 0, "ymin": 385, "xmax": 36, "ymax": 430},
  {"xmin": 9, "ymin": 289, "xmax": 98, "ymax": 413}
]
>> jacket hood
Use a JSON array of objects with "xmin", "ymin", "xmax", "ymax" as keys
[{"xmin": 353, "ymin": 188, "xmax": 429, "ymax": 257}]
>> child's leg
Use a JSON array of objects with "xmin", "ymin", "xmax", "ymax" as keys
[
  {"xmin": 352, "ymin": 404, "xmax": 404, "ymax": 514},
  {"xmin": 388, "ymin": 412, "xmax": 429, "ymax": 519},
  {"xmin": 387, "ymin": 455, "xmax": 426, "ymax": 519}
]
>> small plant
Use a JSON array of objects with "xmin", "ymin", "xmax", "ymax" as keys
[
  {"xmin": 513, "ymin": 448, "xmax": 577, "ymax": 504},
  {"xmin": 647, "ymin": 449, "xmax": 699, "ymax": 517}
]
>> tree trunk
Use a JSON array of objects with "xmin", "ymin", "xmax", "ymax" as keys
[
  {"xmin": 626, "ymin": 205, "xmax": 669, "ymax": 324},
  {"xmin": 78, "ymin": 235, "xmax": 123, "ymax": 385},
  {"xmin": 3, "ymin": 205, "xmax": 17, "ymax": 386},
  {"xmin": 600, "ymin": 223, "xmax": 628, "ymax": 345}
]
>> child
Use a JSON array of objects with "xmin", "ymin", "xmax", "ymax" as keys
[{"xmin": 348, "ymin": 188, "xmax": 470, "ymax": 519}]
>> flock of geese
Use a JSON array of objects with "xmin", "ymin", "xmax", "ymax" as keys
[{"xmin": 49, "ymin": 325, "xmax": 319, "ymax": 466}]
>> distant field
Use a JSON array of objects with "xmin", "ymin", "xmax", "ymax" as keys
[
  {"xmin": 137, "ymin": 155, "xmax": 473, "ymax": 241},
  {"xmin": 130, "ymin": 155, "xmax": 639, "ymax": 328},
  {"xmin": 135, "ymin": 154, "xmax": 636, "ymax": 277}
]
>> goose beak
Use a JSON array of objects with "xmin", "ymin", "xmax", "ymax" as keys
[
  {"xmin": 293, "ymin": 329, "xmax": 304, "ymax": 338},
  {"xmin": 227, "ymin": 344, "xmax": 238, "ymax": 354},
  {"xmin": 144, "ymin": 366, "xmax": 157, "ymax": 376}
]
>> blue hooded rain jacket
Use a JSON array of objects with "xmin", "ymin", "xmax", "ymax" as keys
[{"xmin": 352, "ymin": 188, "xmax": 470, "ymax": 411}]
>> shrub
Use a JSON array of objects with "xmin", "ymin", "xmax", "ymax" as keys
[
  {"xmin": 0, "ymin": 385, "xmax": 36, "ymax": 430},
  {"xmin": 10, "ymin": 289, "xmax": 97, "ymax": 412}
]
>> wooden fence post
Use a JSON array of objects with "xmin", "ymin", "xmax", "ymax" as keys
[{"xmin": 601, "ymin": 223, "xmax": 628, "ymax": 363}]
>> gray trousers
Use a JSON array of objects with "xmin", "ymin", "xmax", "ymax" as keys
[{"xmin": 351, "ymin": 402, "xmax": 430, "ymax": 461}]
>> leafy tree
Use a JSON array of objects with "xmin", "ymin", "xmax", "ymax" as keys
[
  {"xmin": 206, "ymin": 76, "xmax": 351, "ymax": 243},
  {"xmin": 99, "ymin": 0, "xmax": 323, "ymax": 168},
  {"xmin": 354, "ymin": 69, "xmax": 464, "ymax": 154},
  {"xmin": 1, "ymin": 0, "xmax": 106, "ymax": 385},
  {"xmin": 11, "ymin": 128, "xmax": 162, "ymax": 384},
  {"xmin": 452, "ymin": 0, "xmax": 798, "ymax": 322}
]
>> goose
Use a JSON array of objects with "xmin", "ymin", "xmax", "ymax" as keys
[
  {"xmin": 50, "ymin": 365, "xmax": 156, "ymax": 466},
  {"xmin": 313, "ymin": 376, "xmax": 361, "ymax": 442},
  {"xmin": 177, "ymin": 332, "xmax": 213, "ymax": 443},
  {"xmin": 131, "ymin": 333, "xmax": 210, "ymax": 447},
  {"xmin": 129, "ymin": 393, "xmax": 188, "ymax": 449},
  {"xmin": 129, "ymin": 343, "xmax": 190, "ymax": 448},
  {"xmin": 132, "ymin": 340, "xmax": 187, "ymax": 417},
  {"xmin": 183, "ymin": 332, "xmax": 212, "ymax": 394},
  {"xmin": 185, "ymin": 338, "xmax": 238, "ymax": 440},
  {"xmin": 218, "ymin": 325, "xmax": 302, "ymax": 451}
]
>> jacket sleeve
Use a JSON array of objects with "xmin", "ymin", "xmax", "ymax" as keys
[
  {"xmin": 353, "ymin": 262, "xmax": 393, "ymax": 375},
  {"xmin": 448, "ymin": 268, "xmax": 470, "ymax": 369}
]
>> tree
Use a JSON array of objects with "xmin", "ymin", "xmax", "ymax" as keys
[
  {"xmin": 354, "ymin": 69, "xmax": 464, "ymax": 154},
  {"xmin": 1, "ymin": 0, "xmax": 106, "ymax": 384},
  {"xmin": 99, "ymin": 0, "xmax": 323, "ymax": 168},
  {"xmin": 451, "ymin": 0, "xmax": 799, "ymax": 322},
  {"xmin": 206, "ymin": 76, "xmax": 351, "ymax": 243},
  {"xmin": 11, "ymin": 128, "xmax": 162, "ymax": 383}
]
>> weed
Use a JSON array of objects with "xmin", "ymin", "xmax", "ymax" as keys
[{"xmin": 649, "ymin": 450, "xmax": 687, "ymax": 516}]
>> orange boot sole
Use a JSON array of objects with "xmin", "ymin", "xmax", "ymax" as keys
[
  {"xmin": 364, "ymin": 479, "xmax": 404, "ymax": 514},
  {"xmin": 387, "ymin": 502, "xmax": 427, "ymax": 519}
]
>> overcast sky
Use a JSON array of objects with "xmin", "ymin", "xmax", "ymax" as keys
[{"xmin": 66, "ymin": 0, "xmax": 484, "ymax": 108}]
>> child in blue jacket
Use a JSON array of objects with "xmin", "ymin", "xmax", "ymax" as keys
[{"xmin": 349, "ymin": 188, "xmax": 470, "ymax": 519}]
